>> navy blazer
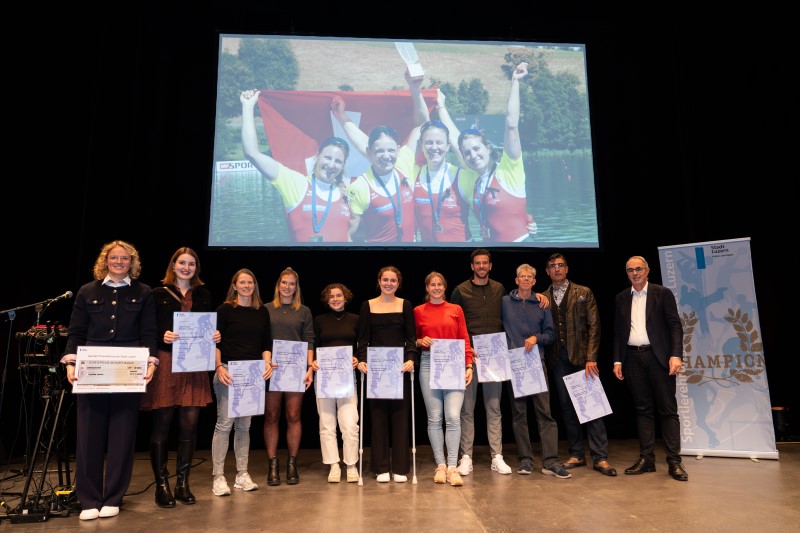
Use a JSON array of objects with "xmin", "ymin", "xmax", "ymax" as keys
[
  {"xmin": 613, "ymin": 282, "xmax": 683, "ymax": 370},
  {"xmin": 63, "ymin": 279, "xmax": 158, "ymax": 358}
]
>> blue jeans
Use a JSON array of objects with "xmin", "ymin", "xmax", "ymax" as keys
[
  {"xmin": 419, "ymin": 352, "xmax": 465, "ymax": 467},
  {"xmin": 211, "ymin": 368, "xmax": 252, "ymax": 477},
  {"xmin": 551, "ymin": 349, "xmax": 609, "ymax": 464}
]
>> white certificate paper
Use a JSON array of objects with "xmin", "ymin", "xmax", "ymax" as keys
[
  {"xmin": 315, "ymin": 346, "xmax": 355, "ymax": 399},
  {"xmin": 508, "ymin": 346, "xmax": 548, "ymax": 398},
  {"xmin": 227, "ymin": 359, "xmax": 266, "ymax": 417},
  {"xmin": 173, "ymin": 311, "xmax": 217, "ymax": 372},
  {"xmin": 429, "ymin": 339, "xmax": 465, "ymax": 390},
  {"xmin": 472, "ymin": 332, "xmax": 511, "ymax": 382},
  {"xmin": 367, "ymin": 347, "xmax": 404, "ymax": 400},
  {"xmin": 72, "ymin": 346, "xmax": 149, "ymax": 393},
  {"xmin": 269, "ymin": 339, "xmax": 308, "ymax": 393},
  {"xmin": 563, "ymin": 370, "xmax": 613, "ymax": 423}
]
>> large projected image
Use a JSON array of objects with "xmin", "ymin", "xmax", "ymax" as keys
[{"xmin": 209, "ymin": 35, "xmax": 599, "ymax": 249}]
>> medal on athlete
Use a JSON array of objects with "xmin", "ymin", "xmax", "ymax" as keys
[
  {"xmin": 433, "ymin": 223, "xmax": 444, "ymax": 233},
  {"xmin": 311, "ymin": 176, "xmax": 333, "ymax": 243},
  {"xmin": 480, "ymin": 225, "xmax": 490, "ymax": 239}
]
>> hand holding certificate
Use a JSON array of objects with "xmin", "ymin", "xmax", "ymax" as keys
[
  {"xmin": 269, "ymin": 340, "xmax": 308, "ymax": 393},
  {"xmin": 315, "ymin": 346, "xmax": 356, "ymax": 399},
  {"xmin": 562, "ymin": 370, "xmax": 613, "ymax": 423},
  {"xmin": 367, "ymin": 347, "xmax": 404, "ymax": 399},
  {"xmin": 429, "ymin": 339, "xmax": 465, "ymax": 390},
  {"xmin": 173, "ymin": 311, "xmax": 217, "ymax": 372},
  {"xmin": 227, "ymin": 360, "xmax": 267, "ymax": 417},
  {"xmin": 472, "ymin": 332, "xmax": 512, "ymax": 382},
  {"xmin": 72, "ymin": 346, "xmax": 150, "ymax": 393},
  {"xmin": 508, "ymin": 346, "xmax": 548, "ymax": 398}
]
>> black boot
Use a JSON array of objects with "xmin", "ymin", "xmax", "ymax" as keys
[
  {"xmin": 150, "ymin": 442, "xmax": 176, "ymax": 508},
  {"xmin": 287, "ymin": 455, "xmax": 299, "ymax": 485},
  {"xmin": 267, "ymin": 457, "xmax": 281, "ymax": 486},
  {"xmin": 174, "ymin": 440, "xmax": 196, "ymax": 504}
]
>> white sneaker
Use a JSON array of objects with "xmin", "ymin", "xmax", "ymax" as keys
[
  {"xmin": 491, "ymin": 454, "xmax": 512, "ymax": 475},
  {"xmin": 346, "ymin": 465, "xmax": 359, "ymax": 483},
  {"xmin": 376, "ymin": 472, "xmax": 390, "ymax": 483},
  {"xmin": 457, "ymin": 454, "xmax": 473, "ymax": 476},
  {"xmin": 234, "ymin": 471, "xmax": 258, "ymax": 491},
  {"xmin": 98, "ymin": 506, "xmax": 119, "ymax": 518},
  {"xmin": 328, "ymin": 463, "xmax": 341, "ymax": 483},
  {"xmin": 79, "ymin": 508, "xmax": 99, "ymax": 520},
  {"xmin": 212, "ymin": 475, "xmax": 231, "ymax": 496},
  {"xmin": 393, "ymin": 473, "xmax": 407, "ymax": 483}
]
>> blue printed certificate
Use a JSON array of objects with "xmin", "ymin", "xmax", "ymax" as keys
[
  {"xmin": 367, "ymin": 347, "xmax": 404, "ymax": 400},
  {"xmin": 227, "ymin": 359, "xmax": 266, "ymax": 417},
  {"xmin": 429, "ymin": 339, "xmax": 465, "ymax": 390},
  {"xmin": 563, "ymin": 370, "xmax": 612, "ymax": 423},
  {"xmin": 472, "ymin": 332, "xmax": 511, "ymax": 382},
  {"xmin": 269, "ymin": 340, "xmax": 308, "ymax": 393},
  {"xmin": 508, "ymin": 346, "xmax": 548, "ymax": 398},
  {"xmin": 315, "ymin": 346, "xmax": 355, "ymax": 399},
  {"xmin": 173, "ymin": 312, "xmax": 217, "ymax": 372}
]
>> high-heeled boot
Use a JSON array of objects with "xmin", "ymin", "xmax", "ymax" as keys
[
  {"xmin": 150, "ymin": 442, "xmax": 176, "ymax": 508},
  {"xmin": 267, "ymin": 456, "xmax": 281, "ymax": 486},
  {"xmin": 287, "ymin": 455, "xmax": 299, "ymax": 485},
  {"xmin": 174, "ymin": 440, "xmax": 196, "ymax": 504}
]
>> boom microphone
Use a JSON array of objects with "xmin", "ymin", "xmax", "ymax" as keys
[{"xmin": 50, "ymin": 291, "xmax": 73, "ymax": 302}]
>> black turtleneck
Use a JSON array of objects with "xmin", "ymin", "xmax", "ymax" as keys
[{"xmin": 313, "ymin": 310, "xmax": 359, "ymax": 349}]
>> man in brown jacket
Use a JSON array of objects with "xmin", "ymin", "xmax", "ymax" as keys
[{"xmin": 543, "ymin": 253, "xmax": 616, "ymax": 476}]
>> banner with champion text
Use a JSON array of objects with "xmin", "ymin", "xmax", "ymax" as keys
[{"xmin": 658, "ymin": 238, "xmax": 778, "ymax": 459}]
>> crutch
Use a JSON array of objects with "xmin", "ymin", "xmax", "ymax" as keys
[
  {"xmin": 358, "ymin": 370, "xmax": 365, "ymax": 486},
  {"xmin": 410, "ymin": 368, "xmax": 417, "ymax": 484}
]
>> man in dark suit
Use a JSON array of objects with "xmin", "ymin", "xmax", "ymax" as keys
[{"xmin": 613, "ymin": 256, "xmax": 688, "ymax": 481}]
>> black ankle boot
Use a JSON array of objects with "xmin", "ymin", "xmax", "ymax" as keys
[
  {"xmin": 174, "ymin": 440, "xmax": 196, "ymax": 504},
  {"xmin": 267, "ymin": 457, "xmax": 281, "ymax": 486},
  {"xmin": 150, "ymin": 442, "xmax": 176, "ymax": 508},
  {"xmin": 287, "ymin": 455, "xmax": 299, "ymax": 485}
]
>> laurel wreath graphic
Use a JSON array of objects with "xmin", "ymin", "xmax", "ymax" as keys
[{"xmin": 680, "ymin": 308, "xmax": 764, "ymax": 386}]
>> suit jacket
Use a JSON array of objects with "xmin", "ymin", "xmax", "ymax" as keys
[
  {"xmin": 543, "ymin": 282, "xmax": 600, "ymax": 368},
  {"xmin": 613, "ymin": 282, "xmax": 683, "ymax": 370}
]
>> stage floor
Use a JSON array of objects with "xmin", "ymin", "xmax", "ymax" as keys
[{"xmin": 1, "ymin": 439, "xmax": 798, "ymax": 532}]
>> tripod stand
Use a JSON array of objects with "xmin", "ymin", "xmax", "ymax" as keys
[
  {"xmin": 8, "ymin": 379, "xmax": 69, "ymax": 523},
  {"xmin": 0, "ymin": 295, "xmax": 74, "ymax": 524}
]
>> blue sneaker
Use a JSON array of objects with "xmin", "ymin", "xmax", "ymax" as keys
[
  {"xmin": 517, "ymin": 461, "xmax": 533, "ymax": 475},
  {"xmin": 542, "ymin": 465, "xmax": 572, "ymax": 479}
]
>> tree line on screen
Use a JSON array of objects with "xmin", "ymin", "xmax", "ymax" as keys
[{"xmin": 215, "ymin": 38, "xmax": 591, "ymax": 159}]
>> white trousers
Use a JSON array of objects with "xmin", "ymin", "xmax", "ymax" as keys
[{"xmin": 316, "ymin": 392, "xmax": 359, "ymax": 465}]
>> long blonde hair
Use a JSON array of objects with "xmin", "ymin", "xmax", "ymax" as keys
[{"xmin": 273, "ymin": 267, "xmax": 303, "ymax": 311}]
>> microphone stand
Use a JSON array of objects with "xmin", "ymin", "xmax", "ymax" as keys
[{"xmin": 0, "ymin": 297, "xmax": 61, "ymax": 423}]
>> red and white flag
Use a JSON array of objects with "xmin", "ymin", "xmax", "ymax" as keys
[{"xmin": 256, "ymin": 89, "xmax": 437, "ymax": 177}]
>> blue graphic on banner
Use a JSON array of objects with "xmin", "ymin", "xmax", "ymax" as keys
[{"xmin": 658, "ymin": 238, "xmax": 777, "ymax": 459}]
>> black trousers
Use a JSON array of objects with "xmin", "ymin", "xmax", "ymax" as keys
[{"xmin": 74, "ymin": 393, "xmax": 141, "ymax": 509}]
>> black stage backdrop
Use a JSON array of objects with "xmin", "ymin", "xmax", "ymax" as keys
[{"xmin": 2, "ymin": 4, "xmax": 790, "ymax": 459}]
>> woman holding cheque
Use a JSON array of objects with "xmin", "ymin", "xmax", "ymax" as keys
[{"xmin": 414, "ymin": 272, "xmax": 474, "ymax": 486}]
